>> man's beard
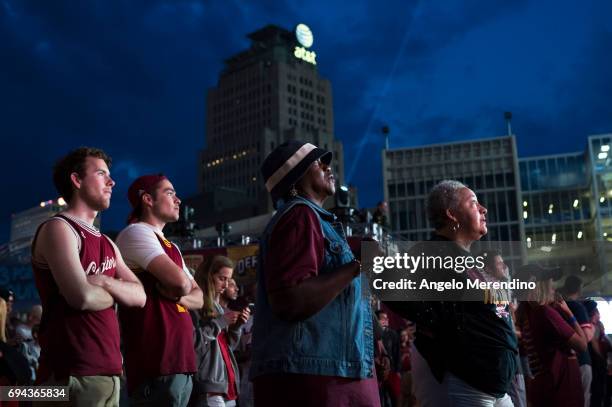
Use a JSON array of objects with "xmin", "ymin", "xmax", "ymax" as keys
[{"xmin": 83, "ymin": 192, "xmax": 110, "ymax": 212}]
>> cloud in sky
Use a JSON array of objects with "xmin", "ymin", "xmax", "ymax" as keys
[{"xmin": 1, "ymin": 0, "xmax": 611, "ymax": 241}]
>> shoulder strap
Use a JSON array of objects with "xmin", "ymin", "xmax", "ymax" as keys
[
  {"xmin": 31, "ymin": 215, "xmax": 83, "ymax": 264},
  {"xmin": 55, "ymin": 214, "xmax": 85, "ymax": 255}
]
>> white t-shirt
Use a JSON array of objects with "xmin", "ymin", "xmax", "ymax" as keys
[{"xmin": 116, "ymin": 222, "xmax": 193, "ymax": 279}]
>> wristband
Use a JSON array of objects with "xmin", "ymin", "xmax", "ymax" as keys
[{"xmin": 568, "ymin": 316, "xmax": 577, "ymax": 325}]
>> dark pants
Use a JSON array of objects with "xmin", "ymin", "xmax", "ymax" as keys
[
  {"xmin": 130, "ymin": 374, "xmax": 193, "ymax": 407},
  {"xmin": 591, "ymin": 359, "xmax": 607, "ymax": 407}
]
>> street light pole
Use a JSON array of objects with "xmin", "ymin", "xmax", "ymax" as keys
[
  {"xmin": 504, "ymin": 112, "xmax": 513, "ymax": 136},
  {"xmin": 381, "ymin": 125, "xmax": 390, "ymax": 150}
]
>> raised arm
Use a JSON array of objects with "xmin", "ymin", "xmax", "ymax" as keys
[{"xmin": 36, "ymin": 220, "xmax": 114, "ymax": 311}]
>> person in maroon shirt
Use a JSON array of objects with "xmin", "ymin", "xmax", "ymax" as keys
[
  {"xmin": 252, "ymin": 141, "xmax": 379, "ymax": 406},
  {"xmin": 117, "ymin": 174, "xmax": 203, "ymax": 407},
  {"xmin": 516, "ymin": 265, "xmax": 588, "ymax": 407},
  {"xmin": 31, "ymin": 147, "xmax": 146, "ymax": 406},
  {"xmin": 252, "ymin": 204, "xmax": 380, "ymax": 406}
]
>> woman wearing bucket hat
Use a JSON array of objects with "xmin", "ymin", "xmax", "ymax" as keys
[{"xmin": 249, "ymin": 140, "xmax": 379, "ymax": 406}]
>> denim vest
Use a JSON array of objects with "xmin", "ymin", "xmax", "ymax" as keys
[{"xmin": 249, "ymin": 196, "xmax": 374, "ymax": 379}]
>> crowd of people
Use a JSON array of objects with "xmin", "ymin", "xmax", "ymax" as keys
[
  {"xmin": 0, "ymin": 142, "xmax": 610, "ymax": 407},
  {"xmin": 0, "ymin": 290, "xmax": 40, "ymax": 387}
]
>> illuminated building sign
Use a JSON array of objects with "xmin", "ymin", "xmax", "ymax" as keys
[
  {"xmin": 294, "ymin": 24, "xmax": 316, "ymax": 65},
  {"xmin": 294, "ymin": 46, "xmax": 317, "ymax": 65},
  {"xmin": 295, "ymin": 24, "xmax": 313, "ymax": 48}
]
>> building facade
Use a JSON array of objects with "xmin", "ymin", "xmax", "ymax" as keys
[
  {"xmin": 520, "ymin": 152, "xmax": 592, "ymax": 243},
  {"xmin": 587, "ymin": 134, "xmax": 612, "ymax": 241},
  {"xmin": 519, "ymin": 134, "xmax": 611, "ymax": 292},
  {"xmin": 382, "ymin": 133, "xmax": 611, "ymax": 293},
  {"xmin": 10, "ymin": 199, "xmax": 67, "ymax": 247},
  {"xmin": 3, "ymin": 199, "xmax": 69, "ymax": 309},
  {"xmin": 382, "ymin": 136, "xmax": 524, "ymax": 249},
  {"xmin": 197, "ymin": 24, "xmax": 345, "ymax": 226}
]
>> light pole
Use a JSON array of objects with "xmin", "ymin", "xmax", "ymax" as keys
[
  {"xmin": 381, "ymin": 125, "xmax": 390, "ymax": 150},
  {"xmin": 504, "ymin": 112, "xmax": 513, "ymax": 136}
]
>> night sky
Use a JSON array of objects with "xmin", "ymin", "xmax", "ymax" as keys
[{"xmin": 2, "ymin": 0, "xmax": 612, "ymax": 243}]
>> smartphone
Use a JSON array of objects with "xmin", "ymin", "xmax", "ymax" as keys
[{"xmin": 228, "ymin": 297, "xmax": 253, "ymax": 312}]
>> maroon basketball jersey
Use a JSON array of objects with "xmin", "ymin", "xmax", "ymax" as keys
[
  {"xmin": 119, "ymin": 233, "xmax": 196, "ymax": 394},
  {"xmin": 32, "ymin": 214, "xmax": 123, "ymax": 381}
]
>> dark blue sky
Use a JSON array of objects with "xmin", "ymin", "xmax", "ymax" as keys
[{"xmin": 2, "ymin": 0, "xmax": 611, "ymax": 242}]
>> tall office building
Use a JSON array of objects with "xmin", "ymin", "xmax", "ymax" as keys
[
  {"xmin": 382, "ymin": 136, "xmax": 524, "ymax": 248},
  {"xmin": 196, "ymin": 24, "xmax": 345, "ymax": 227}
]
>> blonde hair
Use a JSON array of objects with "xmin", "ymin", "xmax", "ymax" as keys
[
  {"xmin": 529, "ymin": 278, "xmax": 555, "ymax": 305},
  {"xmin": 516, "ymin": 277, "xmax": 557, "ymax": 343},
  {"xmin": 0, "ymin": 298, "xmax": 7, "ymax": 342},
  {"xmin": 195, "ymin": 255, "xmax": 234, "ymax": 319}
]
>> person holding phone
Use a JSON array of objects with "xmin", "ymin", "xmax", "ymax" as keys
[{"xmin": 191, "ymin": 255, "xmax": 250, "ymax": 407}]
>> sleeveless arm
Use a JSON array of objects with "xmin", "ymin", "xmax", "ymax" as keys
[
  {"xmin": 35, "ymin": 220, "xmax": 114, "ymax": 311},
  {"xmin": 86, "ymin": 238, "xmax": 147, "ymax": 308}
]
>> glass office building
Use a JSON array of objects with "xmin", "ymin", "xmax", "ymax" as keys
[
  {"xmin": 382, "ymin": 136, "xmax": 524, "ymax": 262},
  {"xmin": 381, "ymin": 133, "xmax": 611, "ymax": 293},
  {"xmin": 520, "ymin": 152, "xmax": 591, "ymax": 243}
]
